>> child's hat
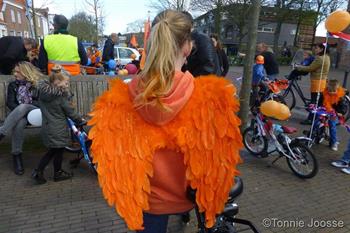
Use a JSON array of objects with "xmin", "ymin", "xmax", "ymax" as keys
[{"xmin": 256, "ymin": 55, "xmax": 264, "ymax": 64}]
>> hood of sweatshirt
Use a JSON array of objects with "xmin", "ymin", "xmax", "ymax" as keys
[{"xmin": 128, "ymin": 71, "xmax": 194, "ymax": 126}]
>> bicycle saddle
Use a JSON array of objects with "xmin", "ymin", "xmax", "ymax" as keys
[{"xmin": 281, "ymin": 126, "xmax": 297, "ymax": 134}]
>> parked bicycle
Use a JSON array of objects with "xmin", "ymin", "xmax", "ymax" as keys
[
  {"xmin": 188, "ymin": 177, "xmax": 260, "ymax": 233},
  {"xmin": 250, "ymin": 79, "xmax": 288, "ymax": 110},
  {"xmin": 243, "ymin": 110, "xmax": 318, "ymax": 179},
  {"xmin": 65, "ymin": 118, "xmax": 96, "ymax": 174}
]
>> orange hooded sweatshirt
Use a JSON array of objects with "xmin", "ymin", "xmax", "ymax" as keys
[{"xmin": 128, "ymin": 71, "xmax": 195, "ymax": 214}]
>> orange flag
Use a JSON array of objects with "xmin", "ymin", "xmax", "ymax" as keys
[
  {"xmin": 140, "ymin": 17, "xmax": 151, "ymax": 70},
  {"xmin": 130, "ymin": 34, "xmax": 138, "ymax": 48}
]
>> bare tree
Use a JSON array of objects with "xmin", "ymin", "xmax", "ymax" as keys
[
  {"xmin": 191, "ymin": 0, "xmax": 231, "ymax": 34},
  {"xmin": 148, "ymin": 0, "xmax": 192, "ymax": 11},
  {"xmin": 308, "ymin": 0, "xmax": 344, "ymax": 44},
  {"xmin": 126, "ymin": 19, "xmax": 145, "ymax": 33},
  {"xmin": 85, "ymin": 0, "xmax": 105, "ymax": 43},
  {"xmin": 239, "ymin": 0, "xmax": 261, "ymax": 130},
  {"xmin": 28, "ymin": 0, "xmax": 54, "ymax": 40}
]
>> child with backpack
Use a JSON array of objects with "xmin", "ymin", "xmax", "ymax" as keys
[{"xmin": 32, "ymin": 65, "xmax": 84, "ymax": 185}]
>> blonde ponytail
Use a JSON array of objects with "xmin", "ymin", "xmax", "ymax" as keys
[{"xmin": 135, "ymin": 10, "xmax": 192, "ymax": 110}]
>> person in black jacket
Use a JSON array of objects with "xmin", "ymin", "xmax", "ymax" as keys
[
  {"xmin": 0, "ymin": 62, "xmax": 44, "ymax": 175},
  {"xmin": 102, "ymin": 33, "xmax": 118, "ymax": 62},
  {"xmin": 0, "ymin": 36, "xmax": 37, "ymax": 75},
  {"xmin": 177, "ymin": 11, "xmax": 221, "ymax": 77},
  {"xmin": 257, "ymin": 43, "xmax": 279, "ymax": 80},
  {"xmin": 210, "ymin": 34, "xmax": 229, "ymax": 77}
]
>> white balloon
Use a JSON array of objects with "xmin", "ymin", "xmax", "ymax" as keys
[{"xmin": 27, "ymin": 109, "xmax": 42, "ymax": 127}]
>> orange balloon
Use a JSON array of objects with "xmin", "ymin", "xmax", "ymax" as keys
[
  {"xmin": 274, "ymin": 104, "xmax": 291, "ymax": 121},
  {"xmin": 325, "ymin": 10, "xmax": 350, "ymax": 33},
  {"xmin": 260, "ymin": 100, "xmax": 279, "ymax": 117},
  {"xmin": 118, "ymin": 70, "xmax": 124, "ymax": 76}
]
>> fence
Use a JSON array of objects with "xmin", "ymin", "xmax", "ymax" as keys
[{"xmin": 0, "ymin": 75, "xmax": 131, "ymax": 122}]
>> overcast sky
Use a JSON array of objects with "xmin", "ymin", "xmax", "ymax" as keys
[{"xmin": 35, "ymin": 0, "xmax": 336, "ymax": 36}]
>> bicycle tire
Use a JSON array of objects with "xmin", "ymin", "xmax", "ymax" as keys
[
  {"xmin": 286, "ymin": 142, "xmax": 318, "ymax": 179},
  {"xmin": 281, "ymin": 87, "xmax": 296, "ymax": 110},
  {"xmin": 343, "ymin": 96, "xmax": 350, "ymax": 122},
  {"xmin": 243, "ymin": 125, "xmax": 268, "ymax": 156}
]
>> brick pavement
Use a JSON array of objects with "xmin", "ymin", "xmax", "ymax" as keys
[{"xmin": 1, "ymin": 67, "xmax": 350, "ymax": 233}]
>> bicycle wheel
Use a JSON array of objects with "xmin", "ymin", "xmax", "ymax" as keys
[
  {"xmin": 343, "ymin": 96, "xmax": 350, "ymax": 122},
  {"xmin": 281, "ymin": 88, "xmax": 296, "ymax": 110},
  {"xmin": 243, "ymin": 125, "xmax": 268, "ymax": 156},
  {"xmin": 286, "ymin": 142, "xmax": 318, "ymax": 179}
]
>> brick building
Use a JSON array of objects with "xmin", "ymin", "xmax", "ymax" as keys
[
  {"xmin": 0, "ymin": 0, "xmax": 49, "ymax": 39},
  {"xmin": 194, "ymin": 5, "xmax": 317, "ymax": 55}
]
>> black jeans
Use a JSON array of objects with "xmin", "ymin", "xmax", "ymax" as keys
[{"xmin": 37, "ymin": 148, "xmax": 64, "ymax": 173}]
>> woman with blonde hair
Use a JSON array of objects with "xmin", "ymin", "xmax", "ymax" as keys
[
  {"xmin": 0, "ymin": 61, "xmax": 44, "ymax": 175},
  {"xmin": 88, "ymin": 10, "xmax": 242, "ymax": 233}
]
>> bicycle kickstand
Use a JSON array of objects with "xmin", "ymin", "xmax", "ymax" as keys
[{"xmin": 271, "ymin": 155, "xmax": 283, "ymax": 165}]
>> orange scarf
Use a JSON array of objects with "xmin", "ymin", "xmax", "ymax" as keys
[{"xmin": 323, "ymin": 87, "xmax": 345, "ymax": 112}]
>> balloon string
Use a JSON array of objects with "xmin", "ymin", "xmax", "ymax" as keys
[{"xmin": 308, "ymin": 35, "xmax": 329, "ymax": 146}]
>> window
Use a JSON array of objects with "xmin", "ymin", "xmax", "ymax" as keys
[
  {"xmin": 17, "ymin": 12, "xmax": 21, "ymax": 24},
  {"xmin": 17, "ymin": 31, "xmax": 22, "ymax": 37},
  {"xmin": 118, "ymin": 48, "xmax": 134, "ymax": 59},
  {"xmin": 9, "ymin": 31, "xmax": 15, "ymax": 36},
  {"xmin": 290, "ymin": 29, "xmax": 296, "ymax": 35},
  {"xmin": 24, "ymin": 31, "xmax": 29, "ymax": 38},
  {"xmin": 257, "ymin": 27, "xmax": 274, "ymax": 33},
  {"xmin": 2, "ymin": 30, "xmax": 6, "ymax": 37},
  {"xmin": 11, "ymin": 9, "xmax": 16, "ymax": 22},
  {"xmin": 0, "ymin": 12, "xmax": 4, "ymax": 21}
]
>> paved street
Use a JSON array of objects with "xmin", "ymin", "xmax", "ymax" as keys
[{"xmin": 1, "ymin": 66, "xmax": 350, "ymax": 233}]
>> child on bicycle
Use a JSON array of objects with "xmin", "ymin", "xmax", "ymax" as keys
[
  {"xmin": 251, "ymin": 55, "xmax": 266, "ymax": 107},
  {"xmin": 32, "ymin": 65, "xmax": 84, "ymax": 185},
  {"xmin": 311, "ymin": 80, "xmax": 346, "ymax": 151}
]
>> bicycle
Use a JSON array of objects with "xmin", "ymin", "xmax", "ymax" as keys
[
  {"xmin": 281, "ymin": 74, "xmax": 350, "ymax": 121},
  {"xmin": 243, "ymin": 110, "xmax": 318, "ymax": 179},
  {"xmin": 250, "ymin": 79, "xmax": 288, "ymax": 110},
  {"xmin": 188, "ymin": 177, "xmax": 260, "ymax": 233},
  {"xmin": 65, "ymin": 118, "xmax": 97, "ymax": 174}
]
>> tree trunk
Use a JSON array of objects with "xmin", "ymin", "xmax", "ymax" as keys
[
  {"xmin": 273, "ymin": 21, "xmax": 282, "ymax": 54},
  {"xmin": 238, "ymin": 0, "xmax": 261, "ymax": 130}
]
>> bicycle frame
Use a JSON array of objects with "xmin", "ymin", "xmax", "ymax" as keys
[
  {"xmin": 289, "ymin": 78, "xmax": 310, "ymax": 105},
  {"xmin": 252, "ymin": 113, "xmax": 301, "ymax": 161},
  {"xmin": 66, "ymin": 118, "xmax": 93, "ymax": 167}
]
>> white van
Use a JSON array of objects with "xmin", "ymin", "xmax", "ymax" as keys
[{"xmin": 113, "ymin": 47, "xmax": 140, "ymax": 66}]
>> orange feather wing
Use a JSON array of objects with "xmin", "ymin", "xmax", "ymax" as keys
[
  {"xmin": 170, "ymin": 76, "xmax": 243, "ymax": 228},
  {"xmin": 88, "ymin": 79, "xmax": 165, "ymax": 230}
]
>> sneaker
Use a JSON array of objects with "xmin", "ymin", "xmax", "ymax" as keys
[
  {"xmin": 331, "ymin": 160, "xmax": 349, "ymax": 168},
  {"xmin": 53, "ymin": 169, "xmax": 73, "ymax": 182},
  {"xmin": 341, "ymin": 167, "xmax": 350, "ymax": 174},
  {"xmin": 300, "ymin": 119, "xmax": 312, "ymax": 125},
  {"xmin": 32, "ymin": 169, "xmax": 47, "ymax": 185},
  {"xmin": 331, "ymin": 143, "xmax": 338, "ymax": 151}
]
